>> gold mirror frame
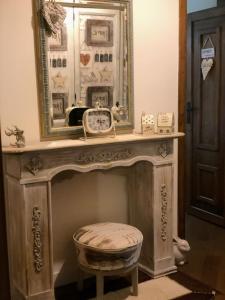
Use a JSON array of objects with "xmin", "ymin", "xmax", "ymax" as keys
[{"xmin": 33, "ymin": 0, "xmax": 134, "ymax": 140}]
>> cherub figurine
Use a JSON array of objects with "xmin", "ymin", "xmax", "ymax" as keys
[{"xmin": 5, "ymin": 126, "xmax": 25, "ymax": 148}]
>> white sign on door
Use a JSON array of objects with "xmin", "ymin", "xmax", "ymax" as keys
[{"xmin": 201, "ymin": 48, "xmax": 215, "ymax": 59}]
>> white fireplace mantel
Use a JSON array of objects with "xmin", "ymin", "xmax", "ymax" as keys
[{"xmin": 3, "ymin": 133, "xmax": 184, "ymax": 300}]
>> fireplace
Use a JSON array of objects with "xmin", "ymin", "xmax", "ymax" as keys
[
  {"xmin": 2, "ymin": 133, "xmax": 183, "ymax": 300},
  {"xmin": 51, "ymin": 169, "xmax": 129, "ymax": 287}
]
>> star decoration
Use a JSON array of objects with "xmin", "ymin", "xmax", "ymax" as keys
[
  {"xmin": 99, "ymin": 67, "xmax": 113, "ymax": 83},
  {"xmin": 52, "ymin": 72, "xmax": 67, "ymax": 89}
]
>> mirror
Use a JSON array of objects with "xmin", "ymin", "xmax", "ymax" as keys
[{"xmin": 33, "ymin": 0, "xmax": 134, "ymax": 140}]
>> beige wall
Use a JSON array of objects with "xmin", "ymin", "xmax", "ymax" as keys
[
  {"xmin": 0, "ymin": 0, "xmax": 40, "ymax": 144},
  {"xmin": 0, "ymin": 0, "xmax": 179, "ymax": 285},
  {"xmin": 133, "ymin": 0, "xmax": 179, "ymax": 130}
]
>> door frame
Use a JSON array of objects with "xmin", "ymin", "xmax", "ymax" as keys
[{"xmin": 178, "ymin": 0, "xmax": 187, "ymax": 238}]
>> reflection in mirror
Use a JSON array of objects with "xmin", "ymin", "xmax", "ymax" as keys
[{"xmin": 33, "ymin": 0, "xmax": 133, "ymax": 139}]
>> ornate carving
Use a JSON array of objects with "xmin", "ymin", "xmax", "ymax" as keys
[
  {"xmin": 32, "ymin": 207, "xmax": 43, "ymax": 273},
  {"xmin": 75, "ymin": 149, "xmax": 133, "ymax": 164},
  {"xmin": 160, "ymin": 184, "xmax": 168, "ymax": 242},
  {"xmin": 26, "ymin": 157, "xmax": 42, "ymax": 175},
  {"xmin": 158, "ymin": 143, "xmax": 169, "ymax": 158}
]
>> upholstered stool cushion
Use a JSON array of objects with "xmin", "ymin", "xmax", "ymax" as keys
[{"xmin": 73, "ymin": 222, "xmax": 143, "ymax": 271}]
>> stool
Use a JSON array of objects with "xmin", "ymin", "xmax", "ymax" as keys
[{"xmin": 73, "ymin": 222, "xmax": 143, "ymax": 300}]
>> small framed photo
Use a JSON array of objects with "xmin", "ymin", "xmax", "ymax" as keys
[
  {"xmin": 49, "ymin": 25, "xmax": 67, "ymax": 51},
  {"xmin": 141, "ymin": 113, "xmax": 155, "ymax": 135},
  {"xmin": 87, "ymin": 86, "xmax": 113, "ymax": 108},
  {"xmin": 86, "ymin": 19, "xmax": 113, "ymax": 47},
  {"xmin": 52, "ymin": 93, "xmax": 68, "ymax": 119},
  {"xmin": 157, "ymin": 112, "xmax": 174, "ymax": 134}
]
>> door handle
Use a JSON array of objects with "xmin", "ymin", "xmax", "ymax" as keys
[{"xmin": 186, "ymin": 102, "xmax": 193, "ymax": 124}]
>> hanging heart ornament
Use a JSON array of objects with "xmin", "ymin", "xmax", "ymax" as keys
[
  {"xmin": 42, "ymin": 2, "xmax": 66, "ymax": 38},
  {"xmin": 80, "ymin": 53, "xmax": 91, "ymax": 66},
  {"xmin": 201, "ymin": 58, "xmax": 214, "ymax": 80}
]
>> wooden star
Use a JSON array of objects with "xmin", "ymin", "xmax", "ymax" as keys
[
  {"xmin": 52, "ymin": 72, "xmax": 67, "ymax": 89},
  {"xmin": 99, "ymin": 67, "xmax": 112, "ymax": 83}
]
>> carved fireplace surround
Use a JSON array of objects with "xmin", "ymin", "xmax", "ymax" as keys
[{"xmin": 2, "ymin": 133, "xmax": 183, "ymax": 300}]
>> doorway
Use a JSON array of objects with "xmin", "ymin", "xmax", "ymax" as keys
[
  {"xmin": 178, "ymin": 0, "xmax": 225, "ymax": 293},
  {"xmin": 187, "ymin": 4, "xmax": 225, "ymax": 227}
]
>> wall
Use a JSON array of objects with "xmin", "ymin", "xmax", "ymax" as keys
[
  {"xmin": 0, "ymin": 0, "xmax": 179, "ymax": 285},
  {"xmin": 0, "ymin": 0, "xmax": 40, "ymax": 144},
  {"xmin": 133, "ymin": 0, "xmax": 178, "ymax": 128},
  {"xmin": 188, "ymin": 0, "xmax": 217, "ymax": 13}
]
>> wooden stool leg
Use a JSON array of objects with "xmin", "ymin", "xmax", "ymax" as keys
[
  {"xmin": 77, "ymin": 267, "xmax": 84, "ymax": 291},
  {"xmin": 96, "ymin": 273, "xmax": 104, "ymax": 300},
  {"xmin": 131, "ymin": 266, "xmax": 138, "ymax": 296}
]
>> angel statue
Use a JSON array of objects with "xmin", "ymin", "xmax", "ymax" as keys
[{"xmin": 5, "ymin": 126, "xmax": 25, "ymax": 148}]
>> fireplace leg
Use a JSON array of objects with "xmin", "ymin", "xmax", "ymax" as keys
[{"xmin": 128, "ymin": 162, "xmax": 176, "ymax": 278}]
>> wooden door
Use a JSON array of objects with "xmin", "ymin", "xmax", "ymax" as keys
[{"xmin": 186, "ymin": 8, "xmax": 225, "ymax": 227}]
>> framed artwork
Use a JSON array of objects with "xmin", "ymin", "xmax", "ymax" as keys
[
  {"xmin": 87, "ymin": 86, "xmax": 113, "ymax": 108},
  {"xmin": 52, "ymin": 93, "xmax": 68, "ymax": 119},
  {"xmin": 49, "ymin": 25, "xmax": 67, "ymax": 51},
  {"xmin": 141, "ymin": 113, "xmax": 155, "ymax": 135},
  {"xmin": 86, "ymin": 19, "xmax": 113, "ymax": 47}
]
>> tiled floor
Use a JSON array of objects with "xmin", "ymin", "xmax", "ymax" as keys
[
  {"xmin": 55, "ymin": 271, "xmax": 218, "ymax": 299},
  {"xmin": 181, "ymin": 215, "xmax": 225, "ymax": 295}
]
